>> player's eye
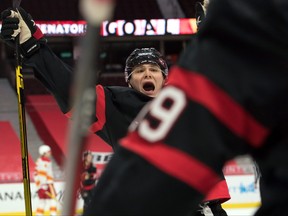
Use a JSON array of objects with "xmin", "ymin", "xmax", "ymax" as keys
[
  {"xmin": 135, "ymin": 69, "xmax": 144, "ymax": 73},
  {"xmin": 150, "ymin": 67, "xmax": 161, "ymax": 72}
]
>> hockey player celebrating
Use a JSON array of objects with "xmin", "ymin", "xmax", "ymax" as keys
[
  {"xmin": 1, "ymin": 6, "xmax": 230, "ymax": 215},
  {"xmin": 34, "ymin": 145, "xmax": 57, "ymax": 216}
]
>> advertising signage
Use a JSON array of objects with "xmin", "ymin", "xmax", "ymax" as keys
[
  {"xmin": 102, "ymin": 18, "xmax": 197, "ymax": 36},
  {"xmin": 0, "ymin": 18, "xmax": 197, "ymax": 37}
]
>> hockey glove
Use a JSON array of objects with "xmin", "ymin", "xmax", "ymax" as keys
[
  {"xmin": 0, "ymin": 7, "xmax": 46, "ymax": 57},
  {"xmin": 0, "ymin": 9, "xmax": 20, "ymax": 48}
]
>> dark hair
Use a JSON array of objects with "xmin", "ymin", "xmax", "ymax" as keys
[{"xmin": 83, "ymin": 151, "xmax": 92, "ymax": 160}]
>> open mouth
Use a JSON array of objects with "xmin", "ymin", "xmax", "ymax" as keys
[{"xmin": 143, "ymin": 82, "xmax": 155, "ymax": 92}]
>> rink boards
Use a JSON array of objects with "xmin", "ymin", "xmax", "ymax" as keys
[{"xmin": 0, "ymin": 174, "xmax": 261, "ymax": 216}]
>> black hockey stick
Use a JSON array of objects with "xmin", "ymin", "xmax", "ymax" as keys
[
  {"xmin": 61, "ymin": 0, "xmax": 115, "ymax": 215},
  {"xmin": 12, "ymin": 0, "xmax": 33, "ymax": 215}
]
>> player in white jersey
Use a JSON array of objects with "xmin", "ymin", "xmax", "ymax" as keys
[{"xmin": 34, "ymin": 145, "xmax": 57, "ymax": 216}]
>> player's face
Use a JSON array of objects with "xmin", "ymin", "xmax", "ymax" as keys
[
  {"xmin": 44, "ymin": 151, "xmax": 52, "ymax": 158},
  {"xmin": 129, "ymin": 64, "xmax": 166, "ymax": 97},
  {"xmin": 85, "ymin": 154, "xmax": 93, "ymax": 163}
]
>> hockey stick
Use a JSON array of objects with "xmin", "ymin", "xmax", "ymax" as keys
[
  {"xmin": 12, "ymin": 0, "xmax": 33, "ymax": 215},
  {"xmin": 45, "ymin": 191, "xmax": 63, "ymax": 206},
  {"xmin": 61, "ymin": 0, "xmax": 115, "ymax": 215}
]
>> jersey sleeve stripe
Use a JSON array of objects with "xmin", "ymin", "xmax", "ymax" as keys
[
  {"xmin": 64, "ymin": 109, "xmax": 73, "ymax": 118},
  {"xmin": 90, "ymin": 85, "xmax": 106, "ymax": 133},
  {"xmin": 120, "ymin": 132, "xmax": 221, "ymax": 194},
  {"xmin": 204, "ymin": 179, "xmax": 231, "ymax": 203},
  {"xmin": 169, "ymin": 66, "xmax": 269, "ymax": 148}
]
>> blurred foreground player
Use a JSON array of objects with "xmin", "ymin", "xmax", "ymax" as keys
[
  {"xmin": 1, "ymin": 7, "xmax": 229, "ymax": 215},
  {"xmin": 84, "ymin": 0, "xmax": 288, "ymax": 215}
]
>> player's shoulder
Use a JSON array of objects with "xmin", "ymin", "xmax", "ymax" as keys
[
  {"xmin": 104, "ymin": 86, "xmax": 138, "ymax": 97},
  {"xmin": 105, "ymin": 86, "xmax": 132, "ymax": 93}
]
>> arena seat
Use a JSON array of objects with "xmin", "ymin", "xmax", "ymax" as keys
[
  {"xmin": 0, "ymin": 121, "xmax": 36, "ymax": 183},
  {"xmin": 26, "ymin": 95, "xmax": 113, "ymax": 168},
  {"xmin": 178, "ymin": 0, "xmax": 197, "ymax": 17},
  {"xmin": 111, "ymin": 0, "xmax": 164, "ymax": 20}
]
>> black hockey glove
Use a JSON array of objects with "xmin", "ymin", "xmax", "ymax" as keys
[{"xmin": 0, "ymin": 7, "xmax": 46, "ymax": 57}]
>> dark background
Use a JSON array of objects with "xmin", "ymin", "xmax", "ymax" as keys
[{"xmin": 1, "ymin": 0, "xmax": 197, "ymax": 20}]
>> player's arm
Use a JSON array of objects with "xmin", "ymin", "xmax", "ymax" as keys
[
  {"xmin": 25, "ymin": 44, "xmax": 74, "ymax": 114},
  {"xmin": 1, "ymin": 7, "xmax": 111, "ymax": 142},
  {"xmin": 1, "ymin": 7, "xmax": 105, "ymax": 118},
  {"xmin": 1, "ymin": 7, "xmax": 74, "ymax": 113}
]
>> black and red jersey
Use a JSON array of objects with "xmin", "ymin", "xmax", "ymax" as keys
[
  {"xmin": 25, "ymin": 45, "xmax": 152, "ymax": 149},
  {"xmin": 90, "ymin": 85, "xmax": 151, "ymax": 149},
  {"xmin": 83, "ymin": 0, "xmax": 288, "ymax": 215},
  {"xmin": 80, "ymin": 163, "xmax": 97, "ymax": 191}
]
